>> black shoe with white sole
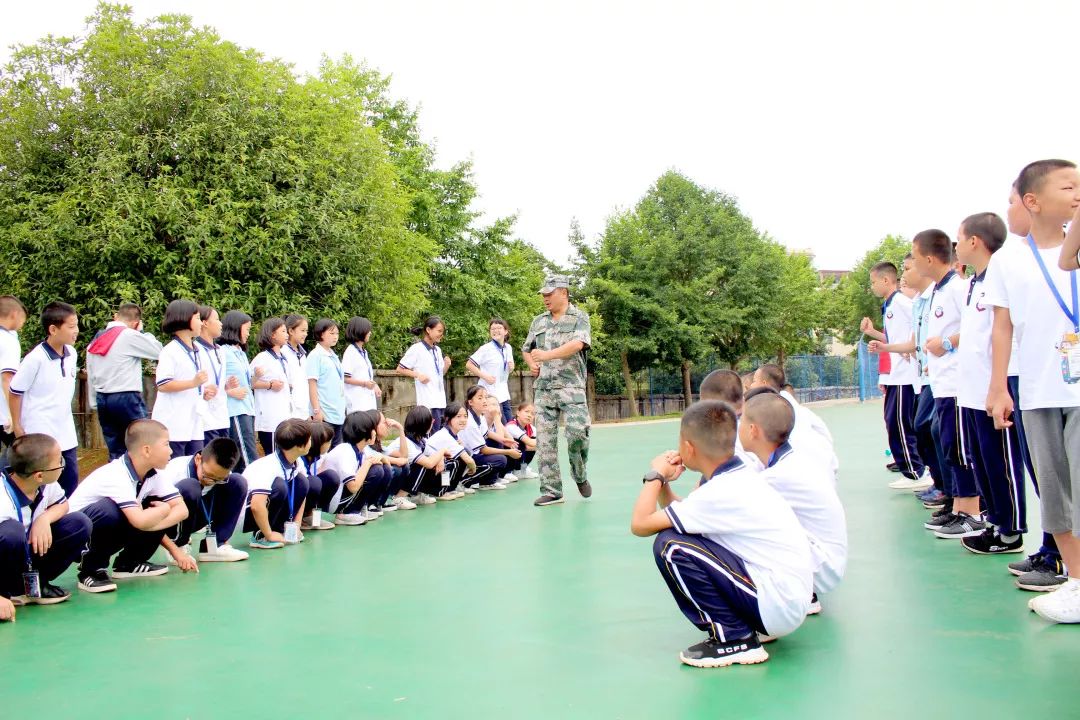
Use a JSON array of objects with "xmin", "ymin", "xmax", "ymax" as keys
[
  {"xmin": 77, "ymin": 570, "xmax": 117, "ymax": 594},
  {"xmin": 24, "ymin": 582, "xmax": 71, "ymax": 605},
  {"xmin": 679, "ymin": 634, "xmax": 769, "ymax": 668},
  {"xmin": 111, "ymin": 561, "xmax": 168, "ymax": 578},
  {"xmin": 534, "ymin": 493, "xmax": 565, "ymax": 507},
  {"xmin": 961, "ymin": 528, "xmax": 1024, "ymax": 555}
]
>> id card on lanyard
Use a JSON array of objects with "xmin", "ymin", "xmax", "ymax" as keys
[
  {"xmin": 1028, "ymin": 237, "xmax": 1080, "ymax": 383},
  {"xmin": 279, "ymin": 453, "xmax": 300, "ymax": 543},
  {"xmin": 2, "ymin": 476, "xmax": 39, "ymax": 596},
  {"xmin": 493, "ymin": 340, "xmax": 508, "ymax": 381}
]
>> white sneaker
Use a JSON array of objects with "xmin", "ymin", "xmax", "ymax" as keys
[
  {"xmin": 410, "ymin": 493, "xmax": 437, "ymax": 506},
  {"xmin": 335, "ymin": 513, "xmax": 366, "ymax": 526},
  {"xmin": 362, "ymin": 508, "xmax": 380, "ymax": 522},
  {"xmin": 477, "ymin": 481, "xmax": 507, "ymax": 491},
  {"xmin": 381, "ymin": 501, "xmax": 398, "ymax": 512},
  {"xmin": 463, "ymin": 486, "xmax": 477, "ymax": 494},
  {"xmin": 503, "ymin": 473, "xmax": 519, "ymax": 483},
  {"xmin": 368, "ymin": 505, "xmax": 384, "ymax": 517},
  {"xmin": 165, "ymin": 545, "xmax": 192, "ymax": 565},
  {"xmin": 1029, "ymin": 579, "xmax": 1080, "ymax": 623},
  {"xmin": 390, "ymin": 495, "xmax": 417, "ymax": 510},
  {"xmin": 888, "ymin": 472, "xmax": 933, "ymax": 491},
  {"xmin": 198, "ymin": 543, "xmax": 249, "ymax": 562},
  {"xmin": 437, "ymin": 491, "xmax": 458, "ymax": 501},
  {"xmin": 451, "ymin": 490, "xmax": 466, "ymax": 499},
  {"xmin": 524, "ymin": 467, "xmax": 540, "ymax": 479}
]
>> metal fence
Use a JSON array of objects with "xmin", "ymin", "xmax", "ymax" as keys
[{"xmin": 855, "ymin": 341, "xmax": 884, "ymax": 401}]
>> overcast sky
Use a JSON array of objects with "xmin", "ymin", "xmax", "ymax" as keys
[{"xmin": 4, "ymin": 1, "xmax": 1079, "ymax": 270}]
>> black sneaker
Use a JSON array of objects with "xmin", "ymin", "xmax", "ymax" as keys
[
  {"xmin": 77, "ymin": 570, "xmax": 117, "ymax": 594},
  {"xmin": 679, "ymin": 634, "xmax": 769, "ymax": 668},
  {"xmin": 534, "ymin": 494, "xmax": 565, "ymax": 507},
  {"xmin": 924, "ymin": 512, "xmax": 956, "ymax": 530},
  {"xmin": 961, "ymin": 528, "xmax": 1024, "ymax": 555},
  {"xmin": 576, "ymin": 480, "xmax": 593, "ymax": 498},
  {"xmin": 24, "ymin": 582, "xmax": 71, "ymax": 605},
  {"xmin": 111, "ymin": 561, "xmax": 168, "ymax": 579},
  {"xmin": 887, "ymin": 462, "xmax": 900, "ymax": 472},
  {"xmin": 1015, "ymin": 554, "xmax": 1067, "ymax": 592},
  {"xmin": 1008, "ymin": 552, "xmax": 1043, "ymax": 577}
]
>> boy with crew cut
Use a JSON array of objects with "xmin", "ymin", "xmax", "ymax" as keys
[
  {"xmin": 986, "ymin": 160, "xmax": 1080, "ymax": 622},
  {"xmin": 8, "ymin": 302, "xmax": 81, "ymax": 497},
  {"xmin": 751, "ymin": 364, "xmax": 838, "ymax": 480},
  {"xmin": 861, "ymin": 262, "xmax": 926, "ymax": 489},
  {"xmin": 0, "ymin": 296, "xmax": 27, "ymax": 466},
  {"xmin": 630, "ymin": 400, "xmax": 813, "ymax": 668},
  {"xmin": 699, "ymin": 369, "xmax": 745, "ymax": 417},
  {"xmin": 953, "ymin": 213, "xmax": 1027, "ymax": 554}
]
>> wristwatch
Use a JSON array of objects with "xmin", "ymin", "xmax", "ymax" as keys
[
  {"xmin": 643, "ymin": 470, "xmax": 667, "ymax": 485},
  {"xmin": 942, "ymin": 337, "xmax": 955, "ymax": 354}
]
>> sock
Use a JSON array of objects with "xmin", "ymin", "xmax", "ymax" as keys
[{"xmin": 1000, "ymin": 533, "xmax": 1019, "ymax": 543}]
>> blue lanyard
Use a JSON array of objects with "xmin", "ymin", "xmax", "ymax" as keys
[
  {"xmin": 353, "ymin": 343, "xmax": 374, "ymax": 380},
  {"xmin": 422, "ymin": 341, "xmax": 442, "ymax": 388},
  {"xmin": 197, "ymin": 339, "xmax": 222, "ymax": 386},
  {"xmin": 1028, "ymin": 236, "xmax": 1080, "ymax": 333},
  {"xmin": 173, "ymin": 337, "xmax": 202, "ymax": 392},
  {"xmin": 2, "ymin": 475, "xmax": 33, "ymax": 566},
  {"xmin": 304, "ymin": 457, "xmax": 318, "ymax": 476},
  {"xmin": 269, "ymin": 349, "xmax": 290, "ymax": 385},
  {"xmin": 229, "ymin": 346, "xmax": 252, "ymax": 387},
  {"xmin": 492, "ymin": 340, "xmax": 508, "ymax": 374},
  {"xmin": 277, "ymin": 452, "xmax": 297, "ymax": 515},
  {"xmin": 319, "ymin": 346, "xmax": 344, "ymax": 380}
]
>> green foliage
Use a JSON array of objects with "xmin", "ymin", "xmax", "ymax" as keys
[{"xmin": 824, "ymin": 234, "xmax": 911, "ymax": 344}]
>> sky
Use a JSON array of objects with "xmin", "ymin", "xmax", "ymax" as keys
[{"xmin": 3, "ymin": 0, "xmax": 1079, "ymax": 270}]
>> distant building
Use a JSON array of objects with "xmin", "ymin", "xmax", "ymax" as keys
[{"xmin": 817, "ymin": 269, "xmax": 850, "ymax": 286}]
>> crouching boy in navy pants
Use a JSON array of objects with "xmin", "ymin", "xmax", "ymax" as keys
[{"xmin": 630, "ymin": 400, "xmax": 814, "ymax": 668}]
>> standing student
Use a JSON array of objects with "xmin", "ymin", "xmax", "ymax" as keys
[
  {"xmin": 219, "ymin": 310, "xmax": 259, "ymax": 473},
  {"xmin": 67, "ymin": 420, "xmax": 181, "ymax": 593},
  {"xmin": 739, "ymin": 393, "xmax": 847, "ymax": 613},
  {"xmin": 241, "ymin": 419, "xmax": 311, "ymax": 549},
  {"xmin": 151, "ymin": 300, "xmax": 209, "ymax": 458},
  {"xmin": 8, "ymin": 302, "xmax": 81, "ymax": 497},
  {"xmin": 342, "ymin": 316, "xmax": 380, "ymax": 413},
  {"xmin": 630, "ymin": 401, "xmax": 813, "ymax": 668},
  {"xmin": 953, "ymin": 213, "xmax": 1027, "ymax": 554},
  {"xmin": 282, "ymin": 315, "xmax": 311, "ymax": 421},
  {"xmin": 0, "ymin": 296, "xmax": 27, "ymax": 467},
  {"xmin": 196, "ymin": 306, "xmax": 231, "ymax": 445},
  {"xmin": 986, "ymin": 160, "xmax": 1080, "ymax": 622},
  {"xmin": 467, "ymin": 318, "xmax": 515, "ymax": 423},
  {"xmin": 250, "ymin": 318, "xmax": 293, "ymax": 456},
  {"xmin": 1, "ymin": 434, "xmax": 92, "ymax": 613},
  {"xmin": 86, "ymin": 302, "xmax": 163, "ymax": 460},
  {"xmin": 386, "ymin": 406, "xmax": 448, "ymax": 506},
  {"xmin": 860, "ymin": 262, "xmax": 925, "ymax": 487},
  {"xmin": 307, "ymin": 319, "xmax": 346, "ymax": 446},
  {"xmin": 460, "ymin": 385, "xmax": 519, "ymax": 490},
  {"xmin": 398, "ymin": 316, "xmax": 450, "ymax": 432},
  {"xmin": 299, "ymin": 421, "xmax": 340, "ymax": 531},
  {"xmin": 155, "ymin": 437, "xmax": 250, "ymax": 564},
  {"xmin": 504, "ymin": 402, "xmax": 538, "ymax": 479},
  {"xmin": 320, "ymin": 411, "xmax": 390, "ymax": 523}
]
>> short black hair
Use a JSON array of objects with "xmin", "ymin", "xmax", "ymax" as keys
[
  {"xmin": 162, "ymin": 299, "xmax": 200, "ymax": 334},
  {"xmin": 870, "ymin": 261, "xmax": 898, "ymax": 281},
  {"xmin": 311, "ymin": 318, "xmax": 337, "ymax": 343},
  {"xmin": 961, "ymin": 212, "xmax": 1007, "ymax": 254},
  {"xmin": 489, "ymin": 317, "xmax": 509, "ymax": 335},
  {"xmin": 680, "ymin": 400, "xmax": 737, "ymax": 458},
  {"xmin": 8, "ymin": 433, "xmax": 59, "ymax": 476},
  {"xmin": 912, "ymin": 229, "xmax": 952, "ymax": 264},
  {"xmin": 404, "ymin": 405, "xmax": 434, "ymax": 443},
  {"xmin": 257, "ymin": 317, "xmax": 286, "ymax": 351},
  {"xmin": 219, "ymin": 310, "xmax": 253, "ymax": 348},
  {"xmin": 41, "ymin": 301, "xmax": 76, "ymax": 336},
  {"xmin": 743, "ymin": 392, "xmax": 795, "ymax": 444},
  {"xmin": 274, "ymin": 418, "xmax": 312, "ymax": 452},
  {"xmin": 116, "ymin": 303, "xmax": 142, "ymax": 323},
  {"xmin": 126, "ymin": 418, "xmax": 168, "ymax": 451},
  {"xmin": 342, "ymin": 410, "xmax": 377, "ymax": 446},
  {"xmin": 1016, "ymin": 159, "xmax": 1077, "ymax": 197},
  {"xmin": 198, "ymin": 305, "xmax": 218, "ymax": 323},
  {"xmin": 202, "ymin": 437, "xmax": 240, "ymax": 470},
  {"xmin": 345, "ymin": 316, "xmax": 373, "ymax": 344},
  {"xmin": 410, "ymin": 316, "xmax": 443, "ymax": 337},
  {"xmin": 361, "ymin": 410, "xmax": 385, "ymax": 450},
  {"xmin": 755, "ymin": 364, "xmax": 786, "ymax": 391},
  {"xmin": 466, "ymin": 385, "xmax": 486, "ymax": 405},
  {"xmin": 0, "ymin": 296, "xmax": 26, "ymax": 318},
  {"xmin": 304, "ymin": 421, "xmax": 335, "ymax": 462},
  {"xmin": 699, "ymin": 369, "xmax": 743, "ymax": 406},
  {"xmin": 444, "ymin": 402, "xmax": 466, "ymax": 425},
  {"xmin": 284, "ymin": 314, "xmax": 308, "ymax": 334},
  {"xmin": 744, "ymin": 386, "xmax": 779, "ymax": 402}
]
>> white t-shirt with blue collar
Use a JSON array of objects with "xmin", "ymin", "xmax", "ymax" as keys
[
  {"xmin": 9, "ymin": 341, "xmax": 78, "ymax": 450},
  {"xmin": 0, "ymin": 472, "xmax": 67, "ymax": 527},
  {"xmin": 0, "ymin": 327, "xmax": 22, "ymax": 429},
  {"xmin": 399, "ymin": 341, "xmax": 447, "ymax": 410},
  {"xmin": 68, "ymin": 455, "xmax": 179, "ymax": 513},
  {"xmin": 469, "ymin": 340, "xmax": 513, "ymax": 402}
]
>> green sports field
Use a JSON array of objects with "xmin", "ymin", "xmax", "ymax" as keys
[{"xmin": 0, "ymin": 401, "xmax": 1073, "ymax": 719}]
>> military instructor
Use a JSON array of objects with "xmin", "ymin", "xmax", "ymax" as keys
[{"xmin": 522, "ymin": 274, "xmax": 593, "ymax": 507}]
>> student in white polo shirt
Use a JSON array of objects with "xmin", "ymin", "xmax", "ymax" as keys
[
  {"xmin": 460, "ymin": 385, "xmax": 520, "ymax": 490},
  {"xmin": 467, "ymin": 318, "xmax": 515, "ymax": 423},
  {"xmin": 630, "ymin": 400, "xmax": 813, "ymax": 668},
  {"xmin": 68, "ymin": 420, "xmax": 183, "ymax": 593},
  {"xmin": 343, "ymin": 316, "xmax": 380, "ymax": 413},
  {"xmin": 386, "ymin": 406, "xmax": 452, "ymax": 506},
  {"xmin": 738, "ymin": 392, "xmax": 847, "ymax": 614},
  {"xmin": 250, "ymin": 318, "xmax": 294, "ymax": 455},
  {"xmin": 398, "ymin": 316, "xmax": 450, "ymax": 433},
  {"xmin": 241, "ymin": 418, "xmax": 311, "ymax": 549},
  {"xmin": 151, "ymin": 300, "xmax": 209, "ymax": 457},
  {"xmin": 282, "ymin": 314, "xmax": 311, "ymax": 422},
  {"xmin": 320, "ymin": 411, "xmax": 391, "ymax": 523},
  {"xmin": 87, "ymin": 302, "xmax": 163, "ymax": 460},
  {"xmin": 750, "ymin": 364, "xmax": 839, "ymax": 481},
  {"xmin": 860, "ymin": 261, "xmax": 926, "ymax": 486},
  {"xmin": 0, "ymin": 297, "xmax": 28, "ymax": 467},
  {"xmin": 424, "ymin": 402, "xmax": 485, "ymax": 500},
  {"xmin": 8, "ymin": 301, "xmax": 81, "ymax": 497},
  {"xmin": 0, "ymin": 434, "xmax": 91, "ymax": 616},
  {"xmin": 194, "ymin": 306, "xmax": 231, "ymax": 446},
  {"xmin": 219, "ymin": 310, "xmax": 259, "ymax": 473}
]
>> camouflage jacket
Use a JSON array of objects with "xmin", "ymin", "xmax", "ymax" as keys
[{"xmin": 522, "ymin": 304, "xmax": 592, "ymax": 399}]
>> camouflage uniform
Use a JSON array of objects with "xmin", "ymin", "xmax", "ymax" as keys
[{"xmin": 522, "ymin": 303, "xmax": 592, "ymax": 497}]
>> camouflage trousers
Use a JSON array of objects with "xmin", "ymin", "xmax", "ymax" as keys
[{"xmin": 534, "ymin": 391, "xmax": 591, "ymax": 496}]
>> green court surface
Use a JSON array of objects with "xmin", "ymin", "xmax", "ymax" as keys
[{"xmin": 1, "ymin": 401, "xmax": 1075, "ymax": 718}]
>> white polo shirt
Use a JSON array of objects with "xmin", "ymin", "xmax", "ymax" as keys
[
  {"xmin": 505, "ymin": 419, "xmax": 534, "ymax": 442},
  {"xmin": 386, "ymin": 435, "xmax": 425, "ymax": 464},
  {"xmin": 779, "ymin": 390, "xmax": 839, "ymax": 480},
  {"xmin": 342, "ymin": 343, "xmax": 378, "ymax": 412},
  {"xmin": 881, "ymin": 292, "xmax": 918, "ymax": 386},
  {"xmin": 958, "ymin": 273, "xmax": 995, "ymax": 411},
  {"xmin": 195, "ymin": 339, "xmax": 229, "ymax": 432},
  {"xmin": 0, "ymin": 473, "xmax": 66, "ymax": 527},
  {"xmin": 151, "ymin": 337, "xmax": 206, "ymax": 443},
  {"xmin": 459, "ymin": 409, "xmax": 489, "ymax": 454},
  {"xmin": 924, "ymin": 271, "xmax": 966, "ymax": 399},
  {"xmin": 9, "ymin": 342, "xmax": 78, "ymax": 451},
  {"xmin": 983, "ymin": 239, "xmax": 1080, "ymax": 410},
  {"xmin": 320, "ymin": 442, "xmax": 369, "ymax": 512},
  {"xmin": 426, "ymin": 428, "xmax": 465, "ymax": 461},
  {"xmin": 251, "ymin": 349, "xmax": 294, "ymax": 433},
  {"xmin": 398, "ymin": 341, "xmax": 447, "ymax": 409},
  {"xmin": 242, "ymin": 451, "xmax": 301, "ymax": 511},
  {"xmin": 664, "ymin": 455, "xmax": 814, "ymax": 637},
  {"xmin": 281, "ymin": 344, "xmax": 311, "ymax": 420},
  {"xmin": 69, "ymin": 455, "xmax": 179, "ymax": 512},
  {"xmin": 760, "ymin": 443, "xmax": 848, "ymax": 595},
  {"xmin": 0, "ymin": 328, "xmax": 23, "ymax": 429},
  {"xmin": 469, "ymin": 340, "xmax": 513, "ymax": 402}
]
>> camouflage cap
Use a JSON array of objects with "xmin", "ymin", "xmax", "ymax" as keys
[{"xmin": 539, "ymin": 274, "xmax": 570, "ymax": 295}]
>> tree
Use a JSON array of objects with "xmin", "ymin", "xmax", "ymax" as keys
[{"xmin": 824, "ymin": 234, "xmax": 911, "ymax": 345}]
